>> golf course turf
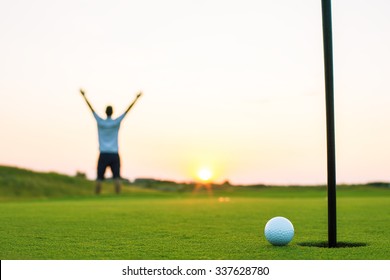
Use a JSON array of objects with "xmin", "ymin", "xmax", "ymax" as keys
[{"xmin": 0, "ymin": 166, "xmax": 389, "ymax": 260}]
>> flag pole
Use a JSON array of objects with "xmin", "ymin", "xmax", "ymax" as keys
[{"xmin": 321, "ymin": 0, "xmax": 337, "ymax": 248}]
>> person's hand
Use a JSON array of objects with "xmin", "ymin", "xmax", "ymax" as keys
[{"xmin": 80, "ymin": 89, "xmax": 85, "ymax": 96}]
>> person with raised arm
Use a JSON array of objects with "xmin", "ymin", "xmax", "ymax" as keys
[{"xmin": 80, "ymin": 89, "xmax": 142, "ymax": 194}]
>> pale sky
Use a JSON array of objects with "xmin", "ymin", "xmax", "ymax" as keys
[{"xmin": 1, "ymin": 0, "xmax": 390, "ymax": 185}]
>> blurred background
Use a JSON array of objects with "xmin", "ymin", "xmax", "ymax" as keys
[{"xmin": 1, "ymin": 0, "xmax": 390, "ymax": 185}]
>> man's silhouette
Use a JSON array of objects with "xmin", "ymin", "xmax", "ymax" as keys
[{"xmin": 80, "ymin": 89, "xmax": 142, "ymax": 194}]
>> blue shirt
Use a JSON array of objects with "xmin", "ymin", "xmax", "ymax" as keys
[{"xmin": 93, "ymin": 112, "xmax": 126, "ymax": 153}]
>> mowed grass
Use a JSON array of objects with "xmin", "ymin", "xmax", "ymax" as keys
[{"xmin": 1, "ymin": 187, "xmax": 389, "ymax": 260}]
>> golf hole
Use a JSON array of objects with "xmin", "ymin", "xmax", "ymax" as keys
[{"xmin": 298, "ymin": 241, "xmax": 367, "ymax": 248}]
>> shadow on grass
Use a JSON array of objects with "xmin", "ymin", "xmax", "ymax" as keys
[{"xmin": 298, "ymin": 241, "xmax": 367, "ymax": 248}]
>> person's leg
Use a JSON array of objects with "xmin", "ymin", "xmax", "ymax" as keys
[
  {"xmin": 114, "ymin": 178, "xmax": 121, "ymax": 194},
  {"xmin": 95, "ymin": 180, "xmax": 103, "ymax": 194},
  {"xmin": 111, "ymin": 153, "xmax": 121, "ymax": 194},
  {"xmin": 96, "ymin": 153, "xmax": 107, "ymax": 195}
]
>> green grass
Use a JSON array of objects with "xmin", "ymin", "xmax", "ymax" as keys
[
  {"xmin": 0, "ymin": 165, "xmax": 94, "ymax": 200},
  {"xmin": 0, "ymin": 166, "xmax": 389, "ymax": 260}
]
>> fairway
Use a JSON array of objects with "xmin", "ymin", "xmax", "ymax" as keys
[{"xmin": 1, "ymin": 187, "xmax": 389, "ymax": 260}]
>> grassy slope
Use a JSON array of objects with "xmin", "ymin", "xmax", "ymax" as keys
[
  {"xmin": 0, "ymin": 165, "xmax": 159, "ymax": 201},
  {"xmin": 0, "ymin": 165, "xmax": 389, "ymax": 260},
  {"xmin": 0, "ymin": 165, "xmax": 95, "ymax": 200}
]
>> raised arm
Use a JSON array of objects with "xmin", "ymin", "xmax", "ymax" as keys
[
  {"xmin": 124, "ymin": 91, "xmax": 143, "ymax": 115},
  {"xmin": 80, "ymin": 89, "xmax": 95, "ymax": 113}
]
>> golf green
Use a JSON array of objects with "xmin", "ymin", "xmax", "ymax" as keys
[{"xmin": 0, "ymin": 187, "xmax": 389, "ymax": 259}]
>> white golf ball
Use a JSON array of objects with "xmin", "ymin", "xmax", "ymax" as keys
[{"xmin": 264, "ymin": 216, "xmax": 294, "ymax": 246}]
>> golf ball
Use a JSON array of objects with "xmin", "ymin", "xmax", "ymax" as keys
[{"xmin": 264, "ymin": 216, "xmax": 294, "ymax": 246}]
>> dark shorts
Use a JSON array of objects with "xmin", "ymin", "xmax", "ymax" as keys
[{"xmin": 97, "ymin": 152, "xmax": 120, "ymax": 180}]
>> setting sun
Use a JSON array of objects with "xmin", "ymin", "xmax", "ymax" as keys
[{"xmin": 197, "ymin": 168, "xmax": 213, "ymax": 182}]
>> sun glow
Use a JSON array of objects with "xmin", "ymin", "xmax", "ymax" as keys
[{"xmin": 197, "ymin": 168, "xmax": 213, "ymax": 182}]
